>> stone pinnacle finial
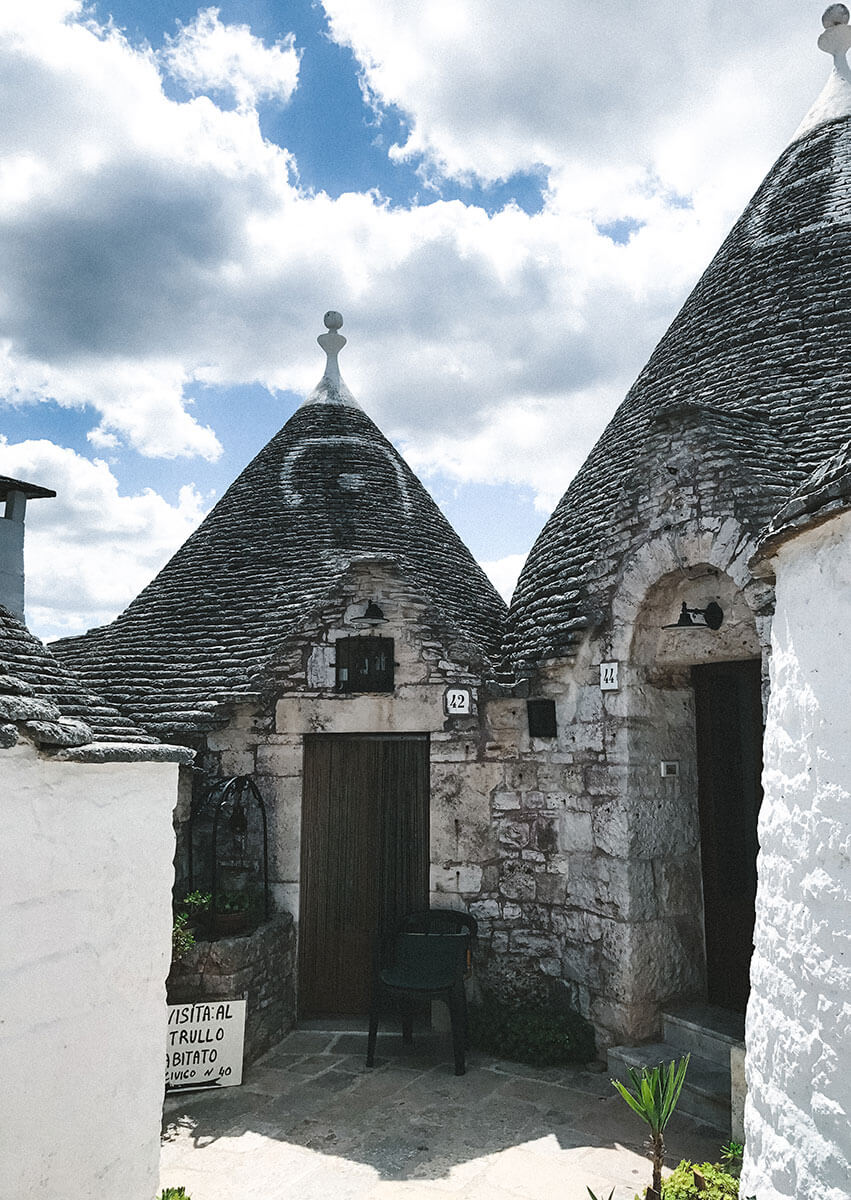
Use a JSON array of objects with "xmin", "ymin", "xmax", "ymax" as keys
[
  {"xmin": 303, "ymin": 310, "xmax": 359, "ymax": 407},
  {"xmin": 318, "ymin": 310, "xmax": 346, "ymax": 366},
  {"xmin": 791, "ymin": 5, "xmax": 851, "ymax": 141},
  {"xmin": 819, "ymin": 5, "xmax": 851, "ymax": 56}
]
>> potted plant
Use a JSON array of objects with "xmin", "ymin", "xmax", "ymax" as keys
[{"xmin": 212, "ymin": 889, "xmax": 255, "ymax": 937}]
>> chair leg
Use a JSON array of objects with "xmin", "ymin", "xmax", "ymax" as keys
[
  {"xmin": 401, "ymin": 998, "xmax": 414, "ymax": 1045},
  {"xmin": 366, "ymin": 993, "xmax": 380, "ymax": 1067},
  {"xmin": 448, "ymin": 985, "xmax": 466, "ymax": 1076}
]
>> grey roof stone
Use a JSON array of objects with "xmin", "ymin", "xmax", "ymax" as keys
[
  {"xmin": 506, "ymin": 115, "xmax": 851, "ymax": 672},
  {"xmin": 0, "ymin": 603, "xmax": 166, "ymax": 751},
  {"xmin": 753, "ymin": 439, "xmax": 851, "ymax": 565},
  {"xmin": 52, "ymin": 402, "xmax": 507, "ymax": 737}
]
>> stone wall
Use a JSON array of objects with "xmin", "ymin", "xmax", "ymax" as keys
[
  {"xmin": 1, "ymin": 745, "xmax": 180, "ymax": 1200},
  {"xmin": 167, "ymin": 914, "xmax": 296, "ymax": 1065},
  {"xmin": 741, "ymin": 511, "xmax": 851, "ymax": 1200},
  {"xmin": 484, "ymin": 514, "xmax": 773, "ymax": 1046},
  {"xmin": 188, "ymin": 559, "xmax": 497, "ymax": 934},
  {"xmin": 176, "ymin": 523, "xmax": 777, "ymax": 1050}
]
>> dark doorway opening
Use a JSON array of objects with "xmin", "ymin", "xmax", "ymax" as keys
[
  {"xmin": 692, "ymin": 659, "xmax": 763, "ymax": 1013},
  {"xmin": 299, "ymin": 733, "xmax": 430, "ymax": 1016}
]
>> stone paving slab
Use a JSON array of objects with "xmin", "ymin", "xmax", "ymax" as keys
[{"xmin": 161, "ymin": 1028, "xmax": 724, "ymax": 1200}]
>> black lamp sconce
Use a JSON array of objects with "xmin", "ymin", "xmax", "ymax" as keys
[
  {"xmin": 666, "ymin": 600, "xmax": 724, "ymax": 630},
  {"xmin": 350, "ymin": 599, "xmax": 387, "ymax": 628}
]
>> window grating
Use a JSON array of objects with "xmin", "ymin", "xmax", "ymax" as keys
[{"xmin": 335, "ymin": 637, "xmax": 394, "ymax": 693}]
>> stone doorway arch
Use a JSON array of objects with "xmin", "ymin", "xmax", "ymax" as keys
[{"xmin": 623, "ymin": 562, "xmax": 764, "ymax": 1021}]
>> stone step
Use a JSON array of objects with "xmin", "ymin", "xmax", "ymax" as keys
[
  {"xmin": 607, "ymin": 1041, "xmax": 731, "ymax": 1133},
  {"xmin": 662, "ymin": 1002, "xmax": 745, "ymax": 1068}
]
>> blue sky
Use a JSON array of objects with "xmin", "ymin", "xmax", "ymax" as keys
[{"xmin": 0, "ymin": 1, "xmax": 832, "ymax": 638}]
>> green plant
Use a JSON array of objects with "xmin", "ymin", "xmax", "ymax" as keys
[
  {"xmin": 468, "ymin": 996, "xmax": 595, "ymax": 1066},
  {"xmin": 611, "ymin": 1055, "xmax": 690, "ymax": 1200},
  {"xmin": 586, "ymin": 1189, "xmax": 615, "ymax": 1200},
  {"xmin": 181, "ymin": 890, "xmax": 211, "ymax": 917},
  {"xmin": 215, "ymin": 889, "xmax": 254, "ymax": 914},
  {"xmin": 159, "ymin": 1187, "xmax": 191, "ymax": 1199},
  {"xmin": 171, "ymin": 912, "xmax": 196, "ymax": 958},
  {"xmin": 660, "ymin": 1159, "xmax": 739, "ymax": 1199},
  {"xmin": 719, "ymin": 1140, "xmax": 743, "ymax": 1177}
]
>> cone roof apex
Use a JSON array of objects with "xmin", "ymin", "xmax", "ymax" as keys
[
  {"xmin": 304, "ymin": 310, "xmax": 359, "ymax": 408},
  {"xmin": 793, "ymin": 6, "xmax": 851, "ymax": 142}
]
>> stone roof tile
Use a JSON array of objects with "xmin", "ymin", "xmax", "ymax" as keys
[
  {"xmin": 52, "ymin": 402, "xmax": 506, "ymax": 737},
  {"xmin": 506, "ymin": 114, "xmax": 851, "ymax": 671},
  {"xmin": 753, "ymin": 439, "xmax": 851, "ymax": 565},
  {"xmin": 0, "ymin": 604, "xmax": 166, "ymax": 750}
]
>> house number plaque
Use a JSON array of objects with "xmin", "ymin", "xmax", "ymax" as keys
[
  {"xmin": 444, "ymin": 686, "xmax": 472, "ymax": 715},
  {"xmin": 599, "ymin": 662, "xmax": 619, "ymax": 691}
]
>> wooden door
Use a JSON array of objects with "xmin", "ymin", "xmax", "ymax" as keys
[
  {"xmin": 693, "ymin": 660, "xmax": 763, "ymax": 1012},
  {"xmin": 299, "ymin": 734, "xmax": 429, "ymax": 1016}
]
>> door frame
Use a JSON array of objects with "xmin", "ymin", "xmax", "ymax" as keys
[
  {"xmin": 298, "ymin": 732, "xmax": 430, "ymax": 1017},
  {"xmin": 692, "ymin": 659, "xmax": 763, "ymax": 1012}
]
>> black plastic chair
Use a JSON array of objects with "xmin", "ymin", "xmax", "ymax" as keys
[{"xmin": 366, "ymin": 909, "xmax": 477, "ymax": 1076}]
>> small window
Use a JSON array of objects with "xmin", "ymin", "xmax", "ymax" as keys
[
  {"xmin": 335, "ymin": 637, "xmax": 394, "ymax": 693},
  {"xmin": 527, "ymin": 698, "xmax": 557, "ymax": 739}
]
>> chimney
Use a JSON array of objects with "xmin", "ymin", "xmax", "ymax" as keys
[{"xmin": 0, "ymin": 476, "xmax": 56, "ymax": 622}]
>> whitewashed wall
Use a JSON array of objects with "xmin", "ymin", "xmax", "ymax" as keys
[
  {"xmin": 742, "ymin": 510, "xmax": 851, "ymax": 1200},
  {"xmin": 0, "ymin": 745, "xmax": 180, "ymax": 1200}
]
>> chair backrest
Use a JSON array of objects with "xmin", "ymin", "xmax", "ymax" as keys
[
  {"xmin": 390, "ymin": 930, "xmax": 469, "ymax": 990},
  {"xmin": 399, "ymin": 908, "xmax": 478, "ymax": 939},
  {"xmin": 396, "ymin": 908, "xmax": 476, "ymax": 979}
]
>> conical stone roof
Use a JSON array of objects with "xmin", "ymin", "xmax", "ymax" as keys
[
  {"xmin": 505, "ymin": 95, "xmax": 851, "ymax": 673},
  {"xmin": 53, "ymin": 318, "xmax": 506, "ymax": 736},
  {"xmin": 0, "ymin": 604, "xmax": 158, "ymax": 748}
]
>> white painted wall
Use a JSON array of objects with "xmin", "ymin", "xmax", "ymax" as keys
[
  {"xmin": 742, "ymin": 510, "xmax": 851, "ymax": 1200},
  {"xmin": 0, "ymin": 744, "xmax": 180, "ymax": 1200}
]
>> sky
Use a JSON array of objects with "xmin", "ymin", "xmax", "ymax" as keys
[{"xmin": 0, "ymin": 1, "xmax": 834, "ymax": 640}]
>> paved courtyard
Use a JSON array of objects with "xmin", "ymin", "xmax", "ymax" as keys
[{"xmin": 160, "ymin": 1025, "xmax": 724, "ymax": 1200}]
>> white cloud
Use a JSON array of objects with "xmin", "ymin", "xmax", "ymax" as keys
[
  {"xmin": 0, "ymin": 349, "xmax": 222, "ymax": 460},
  {"xmin": 162, "ymin": 8, "xmax": 301, "ymax": 111},
  {"xmin": 0, "ymin": 1, "xmax": 731, "ymax": 483},
  {"xmin": 480, "ymin": 552, "xmax": 527, "ymax": 605},
  {"xmin": 0, "ymin": 2, "xmax": 839, "ymax": 637},
  {"xmin": 0, "ymin": 438, "xmax": 208, "ymax": 638},
  {"xmin": 321, "ymin": 1, "xmax": 824, "ymax": 188}
]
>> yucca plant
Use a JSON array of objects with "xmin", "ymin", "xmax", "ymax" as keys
[{"xmin": 611, "ymin": 1055, "xmax": 690, "ymax": 1200}]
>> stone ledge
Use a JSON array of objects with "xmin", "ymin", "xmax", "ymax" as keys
[{"xmin": 49, "ymin": 741, "xmax": 195, "ymax": 764}]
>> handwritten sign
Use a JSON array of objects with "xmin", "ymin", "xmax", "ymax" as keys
[{"xmin": 165, "ymin": 999, "xmax": 246, "ymax": 1091}]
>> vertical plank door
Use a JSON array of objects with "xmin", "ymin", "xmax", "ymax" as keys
[
  {"xmin": 693, "ymin": 659, "xmax": 763, "ymax": 1012},
  {"xmin": 299, "ymin": 734, "xmax": 429, "ymax": 1016}
]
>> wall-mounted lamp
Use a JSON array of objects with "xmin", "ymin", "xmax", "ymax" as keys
[
  {"xmin": 665, "ymin": 600, "xmax": 724, "ymax": 630},
  {"xmin": 229, "ymin": 795, "xmax": 248, "ymax": 835},
  {"xmin": 350, "ymin": 599, "xmax": 387, "ymax": 628}
]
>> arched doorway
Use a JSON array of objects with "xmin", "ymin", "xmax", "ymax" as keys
[
  {"xmin": 628, "ymin": 565, "xmax": 764, "ymax": 1014},
  {"xmin": 693, "ymin": 659, "xmax": 763, "ymax": 1012}
]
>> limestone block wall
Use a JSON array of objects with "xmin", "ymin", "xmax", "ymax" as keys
[
  {"xmin": 1, "ymin": 745, "xmax": 180, "ymax": 1200},
  {"xmin": 488, "ymin": 526, "xmax": 772, "ymax": 1047},
  {"xmin": 741, "ymin": 512, "xmax": 851, "ymax": 1200},
  {"xmin": 168, "ymin": 914, "xmax": 296, "ymax": 1064},
  {"xmin": 186, "ymin": 561, "xmax": 500, "ymax": 999}
]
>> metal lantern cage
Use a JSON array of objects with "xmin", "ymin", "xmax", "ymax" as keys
[{"xmin": 187, "ymin": 775, "xmax": 270, "ymax": 927}]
